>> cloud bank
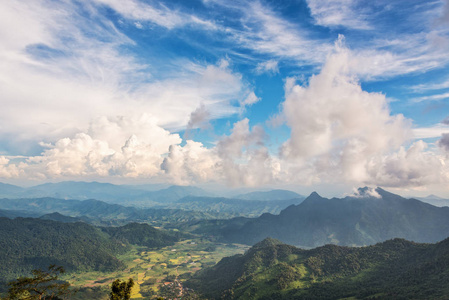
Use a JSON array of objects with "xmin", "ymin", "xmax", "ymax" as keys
[
  {"xmin": 3, "ymin": 38, "xmax": 447, "ymax": 191},
  {"xmin": 0, "ymin": 1, "xmax": 253, "ymax": 155},
  {"xmin": 1, "ymin": 0, "xmax": 448, "ymax": 194}
]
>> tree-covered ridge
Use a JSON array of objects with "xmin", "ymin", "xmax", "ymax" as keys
[{"xmin": 187, "ymin": 237, "xmax": 449, "ymax": 299}]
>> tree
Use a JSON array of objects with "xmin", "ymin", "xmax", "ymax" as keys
[
  {"xmin": 6, "ymin": 265, "xmax": 71, "ymax": 300},
  {"xmin": 109, "ymin": 278, "xmax": 134, "ymax": 300}
]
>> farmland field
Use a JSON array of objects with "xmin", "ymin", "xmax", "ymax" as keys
[{"xmin": 64, "ymin": 238, "xmax": 250, "ymax": 299}]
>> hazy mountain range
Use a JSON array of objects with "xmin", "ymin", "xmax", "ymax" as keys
[
  {"xmin": 0, "ymin": 181, "xmax": 211, "ymax": 206},
  {"xmin": 0, "ymin": 181, "xmax": 304, "ymax": 209},
  {"xmin": 415, "ymin": 194, "xmax": 449, "ymax": 207},
  {"xmin": 0, "ymin": 181, "xmax": 306, "ymax": 220},
  {"xmin": 3, "ymin": 182, "xmax": 449, "ymax": 248},
  {"xmin": 198, "ymin": 187, "xmax": 449, "ymax": 248}
]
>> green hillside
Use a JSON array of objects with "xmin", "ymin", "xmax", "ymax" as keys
[
  {"xmin": 0, "ymin": 217, "xmax": 126, "ymax": 284},
  {"xmin": 187, "ymin": 237, "xmax": 449, "ymax": 299}
]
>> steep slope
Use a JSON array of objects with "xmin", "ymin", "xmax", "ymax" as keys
[
  {"xmin": 219, "ymin": 188, "xmax": 449, "ymax": 247},
  {"xmin": 188, "ymin": 237, "xmax": 449, "ymax": 299}
]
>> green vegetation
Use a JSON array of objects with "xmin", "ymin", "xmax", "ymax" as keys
[
  {"xmin": 0, "ymin": 217, "xmax": 126, "ymax": 284},
  {"xmin": 5, "ymin": 265, "xmax": 71, "ymax": 300},
  {"xmin": 0, "ymin": 197, "xmax": 217, "ymax": 227},
  {"xmin": 187, "ymin": 237, "xmax": 449, "ymax": 299},
  {"xmin": 109, "ymin": 278, "xmax": 134, "ymax": 300},
  {"xmin": 61, "ymin": 239, "xmax": 248, "ymax": 299},
  {"xmin": 3, "ymin": 187, "xmax": 449, "ymax": 299},
  {"xmin": 0, "ymin": 218, "xmax": 183, "ymax": 290}
]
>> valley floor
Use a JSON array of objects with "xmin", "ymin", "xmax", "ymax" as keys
[{"xmin": 63, "ymin": 237, "xmax": 249, "ymax": 299}]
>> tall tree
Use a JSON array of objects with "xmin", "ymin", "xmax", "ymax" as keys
[
  {"xmin": 6, "ymin": 265, "xmax": 71, "ymax": 300},
  {"xmin": 109, "ymin": 278, "xmax": 134, "ymax": 300}
]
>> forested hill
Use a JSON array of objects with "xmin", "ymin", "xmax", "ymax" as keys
[
  {"xmin": 188, "ymin": 237, "xmax": 449, "ymax": 299},
  {"xmin": 0, "ymin": 217, "xmax": 125, "ymax": 284},
  {"xmin": 0, "ymin": 217, "xmax": 181, "ymax": 285},
  {"xmin": 218, "ymin": 188, "xmax": 449, "ymax": 247}
]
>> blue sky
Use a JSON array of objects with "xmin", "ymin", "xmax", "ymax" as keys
[{"xmin": 0, "ymin": 0, "xmax": 449, "ymax": 196}]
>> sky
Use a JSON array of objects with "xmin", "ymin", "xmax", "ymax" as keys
[{"xmin": 0, "ymin": 0, "xmax": 449, "ymax": 196}]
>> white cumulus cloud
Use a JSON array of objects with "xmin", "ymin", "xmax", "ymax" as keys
[{"xmin": 163, "ymin": 119, "xmax": 280, "ymax": 187}]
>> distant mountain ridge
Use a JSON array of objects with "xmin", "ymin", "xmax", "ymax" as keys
[
  {"xmin": 0, "ymin": 181, "xmax": 213, "ymax": 206},
  {"xmin": 234, "ymin": 189, "xmax": 303, "ymax": 201},
  {"xmin": 0, "ymin": 197, "xmax": 216, "ymax": 226},
  {"xmin": 0, "ymin": 182, "xmax": 307, "ymax": 219},
  {"xmin": 416, "ymin": 194, "xmax": 449, "ymax": 207},
  {"xmin": 212, "ymin": 187, "xmax": 449, "ymax": 247},
  {"xmin": 0, "ymin": 182, "xmax": 24, "ymax": 197},
  {"xmin": 166, "ymin": 195, "xmax": 305, "ymax": 217}
]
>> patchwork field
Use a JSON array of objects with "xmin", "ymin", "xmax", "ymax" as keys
[{"xmin": 63, "ymin": 238, "xmax": 249, "ymax": 299}]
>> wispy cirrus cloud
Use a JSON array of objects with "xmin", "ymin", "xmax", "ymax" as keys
[
  {"xmin": 412, "ymin": 92, "xmax": 449, "ymax": 102},
  {"xmin": 411, "ymin": 77, "xmax": 449, "ymax": 92},
  {"xmin": 237, "ymin": 1, "xmax": 331, "ymax": 64},
  {"xmin": 93, "ymin": 0, "xmax": 219, "ymax": 30},
  {"xmin": 206, "ymin": 0, "xmax": 449, "ymax": 81},
  {"xmin": 306, "ymin": 0, "xmax": 372, "ymax": 30}
]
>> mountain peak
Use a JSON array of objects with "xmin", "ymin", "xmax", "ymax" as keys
[
  {"xmin": 352, "ymin": 187, "xmax": 382, "ymax": 198},
  {"xmin": 298, "ymin": 191, "xmax": 325, "ymax": 206},
  {"xmin": 309, "ymin": 191, "xmax": 321, "ymax": 198},
  {"xmin": 252, "ymin": 237, "xmax": 284, "ymax": 249}
]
